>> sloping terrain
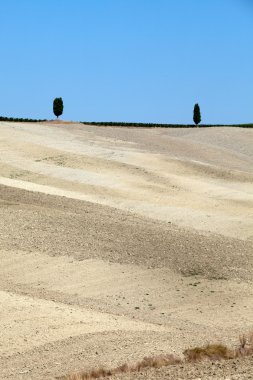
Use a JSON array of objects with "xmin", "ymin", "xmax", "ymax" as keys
[
  {"xmin": 0, "ymin": 121, "xmax": 252, "ymax": 239},
  {"xmin": 0, "ymin": 122, "xmax": 252, "ymax": 379}
]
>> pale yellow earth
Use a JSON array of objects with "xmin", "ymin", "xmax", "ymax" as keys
[{"xmin": 0, "ymin": 121, "xmax": 252, "ymax": 379}]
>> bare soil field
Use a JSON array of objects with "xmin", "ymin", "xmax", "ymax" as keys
[{"xmin": 0, "ymin": 121, "xmax": 252, "ymax": 379}]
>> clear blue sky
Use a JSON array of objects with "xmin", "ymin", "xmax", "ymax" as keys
[{"xmin": 1, "ymin": 0, "xmax": 252, "ymax": 123}]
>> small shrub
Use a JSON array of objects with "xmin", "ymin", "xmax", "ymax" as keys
[{"xmin": 183, "ymin": 344, "xmax": 231, "ymax": 361}]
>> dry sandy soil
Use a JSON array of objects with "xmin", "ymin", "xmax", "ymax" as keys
[{"xmin": 0, "ymin": 121, "xmax": 252, "ymax": 379}]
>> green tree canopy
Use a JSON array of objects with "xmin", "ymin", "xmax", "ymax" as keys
[
  {"xmin": 193, "ymin": 103, "xmax": 201, "ymax": 126},
  {"xmin": 53, "ymin": 97, "xmax": 64, "ymax": 118}
]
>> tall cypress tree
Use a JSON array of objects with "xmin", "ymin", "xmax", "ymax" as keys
[
  {"xmin": 193, "ymin": 103, "xmax": 201, "ymax": 126},
  {"xmin": 53, "ymin": 97, "xmax": 64, "ymax": 118}
]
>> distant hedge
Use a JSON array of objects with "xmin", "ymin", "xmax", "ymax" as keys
[
  {"xmin": 81, "ymin": 122, "xmax": 253, "ymax": 128},
  {"xmin": 0, "ymin": 116, "xmax": 46, "ymax": 122},
  {"xmin": 230, "ymin": 124, "xmax": 253, "ymax": 128}
]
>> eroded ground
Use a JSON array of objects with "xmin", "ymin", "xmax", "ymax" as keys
[{"xmin": 0, "ymin": 122, "xmax": 252, "ymax": 379}]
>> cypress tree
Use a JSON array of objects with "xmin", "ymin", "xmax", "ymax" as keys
[
  {"xmin": 193, "ymin": 103, "xmax": 201, "ymax": 126},
  {"xmin": 53, "ymin": 97, "xmax": 64, "ymax": 118}
]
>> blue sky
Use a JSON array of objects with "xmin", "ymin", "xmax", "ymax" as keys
[{"xmin": 1, "ymin": 0, "xmax": 252, "ymax": 123}]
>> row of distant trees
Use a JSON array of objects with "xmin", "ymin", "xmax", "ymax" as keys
[{"xmin": 52, "ymin": 97, "xmax": 202, "ymax": 126}]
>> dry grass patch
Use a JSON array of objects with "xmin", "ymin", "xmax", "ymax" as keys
[
  {"xmin": 184, "ymin": 333, "xmax": 253, "ymax": 362},
  {"xmin": 59, "ymin": 333, "xmax": 253, "ymax": 380},
  {"xmin": 183, "ymin": 344, "xmax": 232, "ymax": 361},
  {"xmin": 58, "ymin": 354, "xmax": 181, "ymax": 380}
]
